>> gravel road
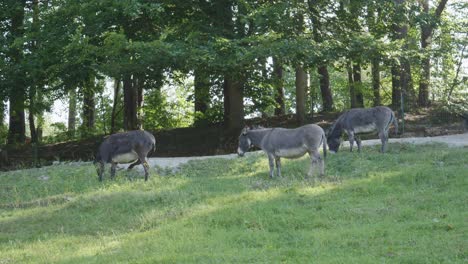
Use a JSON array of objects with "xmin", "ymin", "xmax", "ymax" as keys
[{"xmin": 138, "ymin": 132, "xmax": 468, "ymax": 171}]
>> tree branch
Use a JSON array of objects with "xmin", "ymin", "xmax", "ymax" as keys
[{"xmin": 435, "ymin": 0, "xmax": 448, "ymax": 18}]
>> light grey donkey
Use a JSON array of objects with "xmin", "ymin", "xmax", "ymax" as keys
[
  {"xmin": 237, "ymin": 124, "xmax": 327, "ymax": 179},
  {"xmin": 94, "ymin": 130, "xmax": 156, "ymax": 181},
  {"xmin": 327, "ymin": 106, "xmax": 398, "ymax": 153}
]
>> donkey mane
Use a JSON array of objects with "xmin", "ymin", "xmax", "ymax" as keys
[{"xmin": 328, "ymin": 118, "xmax": 344, "ymax": 140}]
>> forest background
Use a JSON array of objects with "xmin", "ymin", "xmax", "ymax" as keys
[{"xmin": 0, "ymin": 0, "xmax": 466, "ymax": 146}]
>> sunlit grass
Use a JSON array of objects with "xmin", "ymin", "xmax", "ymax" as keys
[{"xmin": 0, "ymin": 143, "xmax": 467, "ymax": 263}]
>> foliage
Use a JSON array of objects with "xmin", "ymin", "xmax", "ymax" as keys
[
  {"xmin": 0, "ymin": 0, "xmax": 466, "ymax": 140},
  {"xmin": 0, "ymin": 144, "xmax": 466, "ymax": 262},
  {"xmin": 143, "ymin": 86, "xmax": 193, "ymax": 130},
  {"xmin": 41, "ymin": 122, "xmax": 69, "ymax": 144}
]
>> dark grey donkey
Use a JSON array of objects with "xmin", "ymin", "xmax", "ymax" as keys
[
  {"xmin": 94, "ymin": 130, "xmax": 156, "ymax": 181},
  {"xmin": 327, "ymin": 106, "xmax": 398, "ymax": 153},
  {"xmin": 237, "ymin": 124, "xmax": 327, "ymax": 179}
]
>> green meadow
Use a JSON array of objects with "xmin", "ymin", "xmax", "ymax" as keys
[{"xmin": 0, "ymin": 143, "xmax": 466, "ymax": 263}]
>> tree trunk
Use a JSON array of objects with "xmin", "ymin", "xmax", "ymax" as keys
[
  {"xmin": 348, "ymin": 63, "xmax": 357, "ymax": 108},
  {"xmin": 295, "ymin": 65, "xmax": 307, "ymax": 125},
  {"xmin": 123, "ymin": 74, "xmax": 138, "ymax": 130},
  {"xmin": 391, "ymin": 64, "xmax": 401, "ymax": 108},
  {"xmin": 353, "ymin": 63, "xmax": 364, "ymax": 107},
  {"xmin": 309, "ymin": 0, "xmax": 334, "ymax": 112},
  {"xmin": 317, "ymin": 65, "xmax": 333, "ymax": 111},
  {"xmin": 309, "ymin": 74, "xmax": 315, "ymax": 118},
  {"xmin": 194, "ymin": 69, "xmax": 210, "ymax": 125},
  {"xmin": 68, "ymin": 88, "xmax": 77, "ymax": 137},
  {"xmin": 82, "ymin": 87, "xmax": 95, "ymax": 131},
  {"xmin": 223, "ymin": 75, "xmax": 244, "ymax": 130},
  {"xmin": 418, "ymin": 53, "xmax": 430, "ymax": 107},
  {"xmin": 447, "ymin": 38, "xmax": 467, "ymax": 100},
  {"xmin": 371, "ymin": 58, "xmax": 381, "ymax": 106},
  {"xmin": 36, "ymin": 115, "xmax": 43, "ymax": 142},
  {"xmin": 400, "ymin": 57, "xmax": 413, "ymax": 110},
  {"xmin": 418, "ymin": 0, "xmax": 448, "ymax": 106},
  {"xmin": 28, "ymin": 97, "xmax": 38, "ymax": 144},
  {"xmin": 8, "ymin": 97, "xmax": 26, "ymax": 144},
  {"xmin": 273, "ymin": 57, "xmax": 285, "ymax": 116},
  {"xmin": 0, "ymin": 101, "xmax": 4, "ymax": 126},
  {"xmin": 110, "ymin": 79, "xmax": 120, "ymax": 134},
  {"xmin": 393, "ymin": 0, "xmax": 414, "ymax": 109},
  {"xmin": 418, "ymin": 0, "xmax": 431, "ymax": 107},
  {"xmin": 135, "ymin": 76, "xmax": 144, "ymax": 129},
  {"xmin": 7, "ymin": 0, "xmax": 27, "ymax": 145}
]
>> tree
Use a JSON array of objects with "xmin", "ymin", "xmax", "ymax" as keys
[
  {"xmin": 418, "ymin": 0, "xmax": 449, "ymax": 106},
  {"xmin": 82, "ymin": 88, "xmax": 95, "ymax": 132},
  {"xmin": 392, "ymin": 0, "xmax": 414, "ymax": 109},
  {"xmin": 68, "ymin": 88, "xmax": 77, "ymax": 138},
  {"xmin": 7, "ymin": 0, "xmax": 27, "ymax": 144},
  {"xmin": 223, "ymin": 75, "xmax": 245, "ymax": 130},
  {"xmin": 353, "ymin": 63, "xmax": 364, "ymax": 107},
  {"xmin": 123, "ymin": 74, "xmax": 138, "ymax": 130},
  {"xmin": 193, "ymin": 69, "xmax": 210, "ymax": 125},
  {"xmin": 110, "ymin": 79, "xmax": 121, "ymax": 134},
  {"xmin": 295, "ymin": 65, "xmax": 308, "ymax": 125},
  {"xmin": 371, "ymin": 57, "xmax": 381, "ymax": 106},
  {"xmin": 273, "ymin": 57, "xmax": 286, "ymax": 116},
  {"xmin": 0, "ymin": 0, "xmax": 464, "ymax": 146},
  {"xmin": 27, "ymin": 0, "xmax": 42, "ymax": 143},
  {"xmin": 0, "ymin": 102, "xmax": 4, "ymax": 126},
  {"xmin": 293, "ymin": 5, "xmax": 308, "ymax": 124},
  {"xmin": 347, "ymin": 62, "xmax": 358, "ymax": 108},
  {"xmin": 366, "ymin": 1, "xmax": 387, "ymax": 107},
  {"xmin": 308, "ymin": 0, "xmax": 333, "ymax": 111}
]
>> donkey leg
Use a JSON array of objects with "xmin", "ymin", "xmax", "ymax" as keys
[
  {"xmin": 348, "ymin": 131, "xmax": 355, "ymax": 152},
  {"xmin": 356, "ymin": 136, "xmax": 362, "ymax": 153},
  {"xmin": 139, "ymin": 157, "xmax": 150, "ymax": 181},
  {"xmin": 98, "ymin": 162, "xmax": 105, "ymax": 181},
  {"xmin": 313, "ymin": 150, "xmax": 324, "ymax": 177},
  {"xmin": 267, "ymin": 155, "xmax": 275, "ymax": 178},
  {"xmin": 378, "ymin": 131, "xmax": 388, "ymax": 153},
  {"xmin": 142, "ymin": 160, "xmax": 150, "ymax": 181},
  {"xmin": 275, "ymin": 157, "xmax": 282, "ymax": 178},
  {"xmin": 128, "ymin": 159, "xmax": 141, "ymax": 170},
  {"xmin": 307, "ymin": 152, "xmax": 316, "ymax": 178},
  {"xmin": 110, "ymin": 162, "xmax": 117, "ymax": 179},
  {"xmin": 136, "ymin": 151, "xmax": 150, "ymax": 181}
]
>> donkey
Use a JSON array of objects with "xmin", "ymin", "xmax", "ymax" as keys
[
  {"xmin": 237, "ymin": 124, "xmax": 327, "ymax": 179},
  {"xmin": 327, "ymin": 106, "xmax": 398, "ymax": 153},
  {"xmin": 94, "ymin": 130, "xmax": 156, "ymax": 181}
]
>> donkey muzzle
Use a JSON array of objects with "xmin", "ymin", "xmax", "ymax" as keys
[{"xmin": 237, "ymin": 147, "xmax": 245, "ymax": 157}]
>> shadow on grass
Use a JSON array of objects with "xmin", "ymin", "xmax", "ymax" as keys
[
  {"xmin": 62, "ymin": 161, "xmax": 466, "ymax": 263},
  {"xmin": 0, "ymin": 144, "xmax": 466, "ymax": 262}
]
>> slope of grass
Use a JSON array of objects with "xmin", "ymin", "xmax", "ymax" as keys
[{"xmin": 0, "ymin": 144, "xmax": 467, "ymax": 263}]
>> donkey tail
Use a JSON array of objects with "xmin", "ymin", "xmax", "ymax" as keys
[
  {"xmin": 322, "ymin": 132, "xmax": 327, "ymax": 158},
  {"xmin": 391, "ymin": 111, "xmax": 399, "ymax": 135}
]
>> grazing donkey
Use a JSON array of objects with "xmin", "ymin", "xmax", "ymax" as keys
[
  {"xmin": 327, "ymin": 106, "xmax": 398, "ymax": 153},
  {"xmin": 237, "ymin": 124, "xmax": 327, "ymax": 179},
  {"xmin": 94, "ymin": 130, "xmax": 156, "ymax": 181}
]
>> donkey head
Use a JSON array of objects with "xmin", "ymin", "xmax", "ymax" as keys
[
  {"xmin": 326, "ymin": 122, "xmax": 342, "ymax": 153},
  {"xmin": 237, "ymin": 126, "xmax": 252, "ymax": 157},
  {"xmin": 327, "ymin": 135, "xmax": 341, "ymax": 153}
]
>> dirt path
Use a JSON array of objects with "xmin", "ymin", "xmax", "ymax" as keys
[{"xmin": 140, "ymin": 132, "xmax": 468, "ymax": 171}]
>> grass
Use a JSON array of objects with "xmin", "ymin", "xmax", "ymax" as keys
[{"xmin": 0, "ymin": 143, "xmax": 467, "ymax": 263}]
